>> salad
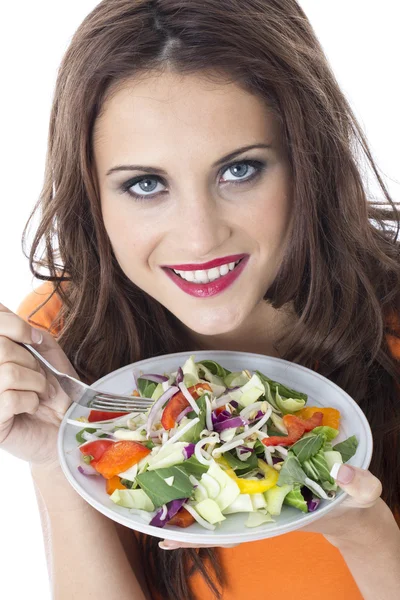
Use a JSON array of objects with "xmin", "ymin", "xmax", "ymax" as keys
[{"xmin": 68, "ymin": 356, "xmax": 358, "ymax": 531}]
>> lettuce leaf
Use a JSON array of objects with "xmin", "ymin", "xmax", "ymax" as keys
[{"xmin": 283, "ymin": 484, "xmax": 308, "ymax": 512}]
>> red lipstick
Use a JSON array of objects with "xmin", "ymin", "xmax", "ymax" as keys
[
  {"xmin": 164, "ymin": 253, "xmax": 247, "ymax": 271},
  {"xmin": 162, "ymin": 255, "xmax": 249, "ymax": 298}
]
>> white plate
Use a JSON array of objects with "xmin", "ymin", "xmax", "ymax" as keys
[{"xmin": 58, "ymin": 350, "xmax": 373, "ymax": 544}]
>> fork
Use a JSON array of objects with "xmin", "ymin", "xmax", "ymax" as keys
[{"xmin": 19, "ymin": 342, "xmax": 155, "ymax": 413}]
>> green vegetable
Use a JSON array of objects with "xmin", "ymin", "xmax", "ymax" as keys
[
  {"xmin": 223, "ymin": 449, "xmax": 259, "ymax": 474},
  {"xmin": 110, "ymin": 488, "xmax": 155, "ymax": 511},
  {"xmin": 141, "ymin": 440, "xmax": 155, "ymax": 450},
  {"xmin": 136, "ymin": 465, "xmax": 194, "ymax": 508},
  {"xmin": 264, "ymin": 484, "xmax": 293, "ymax": 515},
  {"xmin": 195, "ymin": 498, "xmax": 226, "ymax": 524},
  {"xmin": 224, "ymin": 371, "xmax": 250, "ymax": 388},
  {"xmin": 303, "ymin": 448, "xmax": 334, "ymax": 486},
  {"xmin": 274, "ymin": 387, "xmax": 306, "ymax": 414},
  {"xmin": 255, "ymin": 371, "xmax": 308, "ymax": 402},
  {"xmin": 137, "ymin": 377, "xmax": 157, "ymax": 399},
  {"xmin": 254, "ymin": 438, "xmax": 268, "ymax": 456},
  {"xmin": 333, "ymin": 435, "xmax": 358, "ymax": 462},
  {"xmin": 179, "ymin": 395, "xmax": 207, "ymax": 442},
  {"xmin": 304, "ymin": 426, "xmax": 339, "ymax": 442},
  {"xmin": 277, "ymin": 453, "xmax": 307, "ymax": 486},
  {"xmin": 284, "ymin": 484, "xmax": 308, "ymax": 512},
  {"xmin": 196, "ymin": 360, "xmax": 231, "ymax": 378},
  {"xmin": 245, "ymin": 511, "xmax": 274, "ymax": 527},
  {"xmin": 290, "ymin": 434, "xmax": 324, "ymax": 463},
  {"xmin": 76, "ymin": 428, "xmax": 109, "ymax": 444},
  {"xmin": 176, "ymin": 455, "xmax": 209, "ymax": 478}
]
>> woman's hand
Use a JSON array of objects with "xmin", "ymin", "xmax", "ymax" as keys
[
  {"xmin": 158, "ymin": 464, "xmax": 397, "ymax": 551},
  {"xmin": 299, "ymin": 464, "xmax": 397, "ymax": 548},
  {"xmin": 0, "ymin": 302, "xmax": 77, "ymax": 473}
]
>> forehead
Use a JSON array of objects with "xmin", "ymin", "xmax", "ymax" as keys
[{"xmin": 93, "ymin": 70, "xmax": 279, "ymax": 160}]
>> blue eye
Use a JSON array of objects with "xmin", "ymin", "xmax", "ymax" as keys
[{"xmin": 120, "ymin": 159, "xmax": 266, "ymax": 202}]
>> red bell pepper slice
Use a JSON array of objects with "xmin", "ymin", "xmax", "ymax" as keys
[
  {"xmin": 79, "ymin": 439, "xmax": 115, "ymax": 467},
  {"xmin": 88, "ymin": 410, "xmax": 130, "ymax": 422},
  {"xmin": 215, "ymin": 405, "xmax": 227, "ymax": 416},
  {"xmin": 93, "ymin": 440, "xmax": 151, "ymax": 479},
  {"xmin": 167, "ymin": 507, "xmax": 196, "ymax": 527},
  {"xmin": 161, "ymin": 383, "xmax": 213, "ymax": 430},
  {"xmin": 262, "ymin": 412, "xmax": 323, "ymax": 447}
]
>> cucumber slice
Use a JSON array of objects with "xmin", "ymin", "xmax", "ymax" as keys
[
  {"xmin": 264, "ymin": 484, "xmax": 293, "ymax": 515},
  {"xmin": 110, "ymin": 488, "xmax": 155, "ymax": 511},
  {"xmin": 194, "ymin": 498, "xmax": 226, "ymax": 524}
]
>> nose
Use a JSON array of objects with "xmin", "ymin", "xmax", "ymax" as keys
[{"xmin": 173, "ymin": 189, "xmax": 231, "ymax": 260}]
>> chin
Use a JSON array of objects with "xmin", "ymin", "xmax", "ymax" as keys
[{"xmin": 181, "ymin": 304, "xmax": 245, "ymax": 337}]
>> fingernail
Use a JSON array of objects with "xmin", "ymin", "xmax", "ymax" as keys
[
  {"xmin": 334, "ymin": 464, "xmax": 355, "ymax": 485},
  {"xmin": 31, "ymin": 329, "xmax": 43, "ymax": 344},
  {"xmin": 159, "ymin": 541, "xmax": 178, "ymax": 550},
  {"xmin": 49, "ymin": 384, "xmax": 57, "ymax": 399}
]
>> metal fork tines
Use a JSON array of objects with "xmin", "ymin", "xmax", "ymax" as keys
[
  {"xmin": 87, "ymin": 392, "xmax": 154, "ymax": 412},
  {"xmin": 19, "ymin": 342, "xmax": 155, "ymax": 413}
]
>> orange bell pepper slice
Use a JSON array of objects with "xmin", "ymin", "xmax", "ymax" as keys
[
  {"xmin": 262, "ymin": 412, "xmax": 323, "ymax": 447},
  {"xmin": 296, "ymin": 407, "xmax": 340, "ymax": 430},
  {"xmin": 93, "ymin": 441, "xmax": 151, "ymax": 479},
  {"xmin": 167, "ymin": 507, "xmax": 196, "ymax": 527},
  {"xmin": 161, "ymin": 383, "xmax": 213, "ymax": 430},
  {"xmin": 106, "ymin": 475, "xmax": 128, "ymax": 495}
]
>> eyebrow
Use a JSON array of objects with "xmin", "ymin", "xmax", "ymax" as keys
[{"xmin": 105, "ymin": 143, "xmax": 271, "ymax": 177}]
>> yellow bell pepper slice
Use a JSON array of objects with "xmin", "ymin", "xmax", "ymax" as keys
[{"xmin": 216, "ymin": 456, "xmax": 278, "ymax": 494}]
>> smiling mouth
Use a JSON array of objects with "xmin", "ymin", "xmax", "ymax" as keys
[{"xmin": 168, "ymin": 258, "xmax": 244, "ymax": 285}]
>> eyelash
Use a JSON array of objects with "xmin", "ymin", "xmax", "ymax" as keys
[{"xmin": 119, "ymin": 159, "xmax": 267, "ymax": 202}]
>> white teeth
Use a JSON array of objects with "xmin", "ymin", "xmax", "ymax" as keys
[
  {"xmin": 207, "ymin": 267, "xmax": 220, "ymax": 282},
  {"xmin": 173, "ymin": 259, "xmax": 242, "ymax": 284},
  {"xmin": 195, "ymin": 269, "xmax": 209, "ymax": 283}
]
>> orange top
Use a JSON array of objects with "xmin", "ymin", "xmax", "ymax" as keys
[{"xmin": 17, "ymin": 282, "xmax": 400, "ymax": 600}]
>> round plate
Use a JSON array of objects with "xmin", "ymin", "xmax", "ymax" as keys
[{"xmin": 58, "ymin": 350, "xmax": 373, "ymax": 544}]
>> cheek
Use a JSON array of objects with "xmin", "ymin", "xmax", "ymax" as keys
[{"xmin": 101, "ymin": 201, "xmax": 154, "ymax": 268}]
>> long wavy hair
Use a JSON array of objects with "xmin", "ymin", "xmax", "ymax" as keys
[{"xmin": 22, "ymin": 1, "xmax": 400, "ymax": 599}]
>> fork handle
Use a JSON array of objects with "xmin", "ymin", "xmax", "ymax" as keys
[{"xmin": 17, "ymin": 342, "xmax": 62, "ymax": 377}]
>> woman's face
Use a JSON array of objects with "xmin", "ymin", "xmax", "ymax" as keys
[{"xmin": 94, "ymin": 70, "xmax": 292, "ymax": 337}]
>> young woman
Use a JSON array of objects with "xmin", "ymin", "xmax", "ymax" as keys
[{"xmin": 1, "ymin": 1, "xmax": 399, "ymax": 599}]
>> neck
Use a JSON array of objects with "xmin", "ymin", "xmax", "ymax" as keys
[{"xmin": 185, "ymin": 300, "xmax": 297, "ymax": 357}]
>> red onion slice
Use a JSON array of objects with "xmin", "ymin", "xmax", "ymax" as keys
[
  {"xmin": 175, "ymin": 367, "xmax": 184, "ymax": 385},
  {"xmin": 213, "ymin": 416, "xmax": 248, "ymax": 432},
  {"xmin": 139, "ymin": 373, "xmax": 169, "ymax": 384},
  {"xmin": 176, "ymin": 405, "xmax": 193, "ymax": 423}
]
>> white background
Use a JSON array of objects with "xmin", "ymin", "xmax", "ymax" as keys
[{"xmin": 0, "ymin": 1, "xmax": 399, "ymax": 597}]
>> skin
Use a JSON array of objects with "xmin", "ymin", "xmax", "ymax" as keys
[
  {"xmin": 91, "ymin": 70, "xmax": 400, "ymax": 568},
  {"xmin": 94, "ymin": 69, "xmax": 296, "ymax": 357}
]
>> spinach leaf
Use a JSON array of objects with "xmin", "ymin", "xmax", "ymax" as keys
[
  {"xmin": 223, "ymin": 449, "xmax": 259, "ymax": 474},
  {"xmin": 176, "ymin": 456, "xmax": 209, "ymax": 478},
  {"xmin": 136, "ymin": 465, "xmax": 194, "ymax": 508},
  {"xmin": 333, "ymin": 435, "xmax": 358, "ymax": 462},
  {"xmin": 137, "ymin": 377, "xmax": 157, "ymax": 399},
  {"xmin": 196, "ymin": 360, "xmax": 231, "ymax": 378},
  {"xmin": 290, "ymin": 434, "xmax": 324, "ymax": 463},
  {"xmin": 75, "ymin": 428, "xmax": 109, "ymax": 444},
  {"xmin": 277, "ymin": 453, "xmax": 307, "ymax": 486}
]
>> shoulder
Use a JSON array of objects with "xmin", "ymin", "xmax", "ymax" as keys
[
  {"xmin": 385, "ymin": 312, "xmax": 400, "ymax": 361},
  {"xmin": 16, "ymin": 281, "xmax": 64, "ymax": 335}
]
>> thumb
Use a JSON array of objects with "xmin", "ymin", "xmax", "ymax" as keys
[{"xmin": 330, "ymin": 463, "xmax": 382, "ymax": 508}]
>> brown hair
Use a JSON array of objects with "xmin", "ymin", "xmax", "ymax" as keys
[{"xmin": 23, "ymin": 1, "xmax": 400, "ymax": 599}]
